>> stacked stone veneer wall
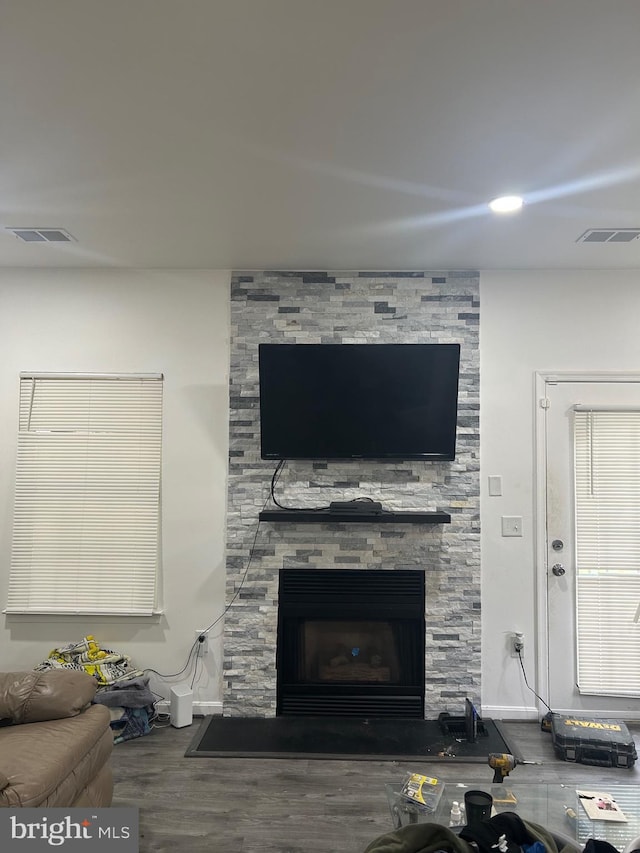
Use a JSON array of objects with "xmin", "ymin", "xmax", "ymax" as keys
[{"xmin": 225, "ymin": 270, "xmax": 480, "ymax": 717}]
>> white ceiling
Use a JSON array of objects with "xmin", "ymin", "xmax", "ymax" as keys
[{"xmin": 2, "ymin": 0, "xmax": 640, "ymax": 271}]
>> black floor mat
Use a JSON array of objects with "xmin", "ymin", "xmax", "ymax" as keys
[{"xmin": 185, "ymin": 715, "xmax": 519, "ymax": 761}]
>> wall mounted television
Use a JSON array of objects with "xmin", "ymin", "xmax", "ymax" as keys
[{"xmin": 258, "ymin": 343, "xmax": 461, "ymax": 461}]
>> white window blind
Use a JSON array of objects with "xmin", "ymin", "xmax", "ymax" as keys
[
  {"xmin": 574, "ymin": 407, "xmax": 640, "ymax": 696},
  {"xmin": 6, "ymin": 374, "xmax": 163, "ymax": 615}
]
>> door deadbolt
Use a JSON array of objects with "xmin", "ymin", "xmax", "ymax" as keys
[
  {"xmin": 551, "ymin": 539, "xmax": 564, "ymax": 551},
  {"xmin": 552, "ymin": 563, "xmax": 566, "ymax": 576}
]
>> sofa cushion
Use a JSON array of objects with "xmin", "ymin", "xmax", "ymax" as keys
[
  {"xmin": 0, "ymin": 703, "xmax": 113, "ymax": 807},
  {"xmin": 0, "ymin": 670, "xmax": 97, "ymax": 723}
]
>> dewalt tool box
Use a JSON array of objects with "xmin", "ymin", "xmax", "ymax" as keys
[{"xmin": 550, "ymin": 713, "xmax": 637, "ymax": 768}]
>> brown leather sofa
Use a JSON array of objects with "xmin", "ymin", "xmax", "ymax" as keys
[{"xmin": 0, "ymin": 669, "xmax": 113, "ymax": 807}]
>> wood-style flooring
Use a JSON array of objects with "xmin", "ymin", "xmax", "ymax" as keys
[{"xmin": 110, "ymin": 718, "xmax": 640, "ymax": 853}]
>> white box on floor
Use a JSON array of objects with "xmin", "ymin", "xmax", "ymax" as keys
[{"xmin": 170, "ymin": 684, "xmax": 193, "ymax": 727}]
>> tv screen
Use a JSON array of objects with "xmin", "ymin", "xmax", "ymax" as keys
[{"xmin": 258, "ymin": 343, "xmax": 460, "ymax": 461}]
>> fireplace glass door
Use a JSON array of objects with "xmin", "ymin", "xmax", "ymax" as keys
[
  {"xmin": 277, "ymin": 569, "xmax": 425, "ymax": 717},
  {"xmin": 302, "ymin": 619, "xmax": 401, "ymax": 684}
]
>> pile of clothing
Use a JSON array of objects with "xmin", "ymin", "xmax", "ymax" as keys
[
  {"xmin": 363, "ymin": 812, "xmax": 619, "ymax": 853},
  {"xmin": 35, "ymin": 635, "xmax": 156, "ymax": 744}
]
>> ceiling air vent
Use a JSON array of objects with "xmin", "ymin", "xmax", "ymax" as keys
[
  {"xmin": 577, "ymin": 228, "xmax": 640, "ymax": 243},
  {"xmin": 6, "ymin": 227, "xmax": 75, "ymax": 243}
]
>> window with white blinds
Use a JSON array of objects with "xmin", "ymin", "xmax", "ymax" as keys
[
  {"xmin": 574, "ymin": 407, "xmax": 640, "ymax": 696},
  {"xmin": 6, "ymin": 374, "xmax": 163, "ymax": 615}
]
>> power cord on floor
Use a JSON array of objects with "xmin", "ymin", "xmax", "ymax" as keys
[{"xmin": 149, "ymin": 693, "xmax": 172, "ymax": 729}]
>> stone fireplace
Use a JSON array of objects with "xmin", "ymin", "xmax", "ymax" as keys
[{"xmin": 224, "ymin": 270, "xmax": 480, "ymax": 718}]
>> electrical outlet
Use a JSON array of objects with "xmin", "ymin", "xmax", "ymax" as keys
[
  {"xmin": 195, "ymin": 630, "xmax": 209, "ymax": 657},
  {"xmin": 511, "ymin": 631, "xmax": 524, "ymax": 657}
]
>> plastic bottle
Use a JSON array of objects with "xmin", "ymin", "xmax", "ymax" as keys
[{"xmin": 449, "ymin": 801, "xmax": 463, "ymax": 827}]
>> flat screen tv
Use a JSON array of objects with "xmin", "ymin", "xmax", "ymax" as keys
[{"xmin": 258, "ymin": 343, "xmax": 460, "ymax": 461}]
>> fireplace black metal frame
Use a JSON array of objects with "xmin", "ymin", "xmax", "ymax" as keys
[{"xmin": 276, "ymin": 568, "xmax": 426, "ymax": 718}]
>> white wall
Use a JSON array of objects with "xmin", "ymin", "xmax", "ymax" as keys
[
  {"xmin": 5, "ymin": 267, "xmax": 640, "ymax": 721},
  {"xmin": 0, "ymin": 269, "xmax": 230, "ymax": 712},
  {"xmin": 480, "ymin": 269, "xmax": 640, "ymax": 718}
]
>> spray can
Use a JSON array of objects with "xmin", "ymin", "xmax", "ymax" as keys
[{"xmin": 449, "ymin": 801, "xmax": 464, "ymax": 827}]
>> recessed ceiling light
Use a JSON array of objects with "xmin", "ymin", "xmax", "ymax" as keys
[{"xmin": 488, "ymin": 196, "xmax": 524, "ymax": 214}]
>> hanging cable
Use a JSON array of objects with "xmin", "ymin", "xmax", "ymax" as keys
[
  {"xmin": 145, "ymin": 639, "xmax": 200, "ymax": 681},
  {"xmin": 269, "ymin": 459, "xmax": 331, "ymax": 511},
  {"xmin": 517, "ymin": 649, "xmax": 552, "ymax": 713}
]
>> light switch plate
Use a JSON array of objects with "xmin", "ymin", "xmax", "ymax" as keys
[{"xmin": 502, "ymin": 516, "xmax": 523, "ymax": 537}]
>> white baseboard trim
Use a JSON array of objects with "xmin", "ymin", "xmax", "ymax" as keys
[
  {"xmin": 155, "ymin": 700, "xmax": 223, "ymax": 717},
  {"xmin": 482, "ymin": 704, "xmax": 541, "ymax": 722},
  {"xmin": 155, "ymin": 701, "xmax": 546, "ymax": 723},
  {"xmin": 547, "ymin": 707, "xmax": 640, "ymax": 721}
]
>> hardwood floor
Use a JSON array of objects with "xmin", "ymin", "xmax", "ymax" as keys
[{"xmin": 110, "ymin": 718, "xmax": 640, "ymax": 853}]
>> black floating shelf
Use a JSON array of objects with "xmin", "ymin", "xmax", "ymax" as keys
[{"xmin": 258, "ymin": 509, "xmax": 451, "ymax": 524}]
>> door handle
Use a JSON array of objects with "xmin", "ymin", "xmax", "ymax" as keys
[{"xmin": 551, "ymin": 563, "xmax": 566, "ymax": 576}]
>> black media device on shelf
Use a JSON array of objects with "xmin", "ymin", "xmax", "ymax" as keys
[{"xmin": 258, "ymin": 343, "xmax": 461, "ymax": 461}]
